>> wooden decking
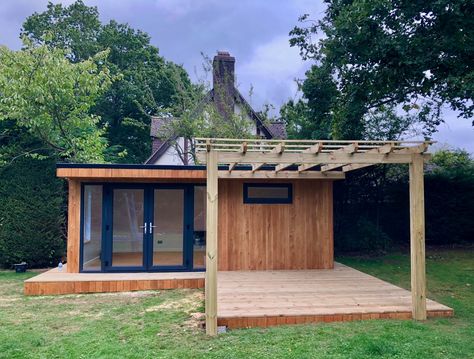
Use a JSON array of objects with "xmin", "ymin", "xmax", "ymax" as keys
[
  {"xmin": 24, "ymin": 263, "xmax": 453, "ymax": 328},
  {"xmin": 217, "ymin": 263, "xmax": 453, "ymax": 328},
  {"xmin": 24, "ymin": 266, "xmax": 204, "ymax": 295}
]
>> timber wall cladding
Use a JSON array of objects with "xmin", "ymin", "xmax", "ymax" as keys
[
  {"xmin": 67, "ymin": 179, "xmax": 81, "ymax": 273},
  {"xmin": 218, "ymin": 179, "xmax": 334, "ymax": 271}
]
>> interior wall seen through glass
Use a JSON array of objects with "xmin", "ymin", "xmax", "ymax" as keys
[
  {"xmin": 112, "ymin": 189, "xmax": 144, "ymax": 267},
  {"xmin": 82, "ymin": 185, "xmax": 103, "ymax": 271},
  {"xmin": 153, "ymin": 189, "xmax": 184, "ymax": 267},
  {"xmin": 193, "ymin": 186, "xmax": 206, "ymax": 269}
]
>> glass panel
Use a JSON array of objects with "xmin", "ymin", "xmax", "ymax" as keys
[
  {"xmin": 153, "ymin": 189, "xmax": 184, "ymax": 266},
  {"xmin": 247, "ymin": 186, "xmax": 289, "ymax": 199},
  {"xmin": 112, "ymin": 189, "xmax": 144, "ymax": 267},
  {"xmin": 82, "ymin": 185, "xmax": 102, "ymax": 271},
  {"xmin": 193, "ymin": 186, "xmax": 206, "ymax": 269}
]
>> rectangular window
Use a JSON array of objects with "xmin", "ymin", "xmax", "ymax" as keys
[
  {"xmin": 243, "ymin": 183, "xmax": 293, "ymax": 204},
  {"xmin": 82, "ymin": 185, "xmax": 103, "ymax": 271}
]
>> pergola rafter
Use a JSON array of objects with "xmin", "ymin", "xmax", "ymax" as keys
[
  {"xmin": 196, "ymin": 138, "xmax": 431, "ymax": 176},
  {"xmin": 197, "ymin": 137, "xmax": 433, "ymax": 335}
]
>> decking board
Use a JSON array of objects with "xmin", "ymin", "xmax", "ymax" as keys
[
  {"xmin": 24, "ymin": 263, "xmax": 453, "ymax": 328},
  {"xmin": 216, "ymin": 263, "xmax": 453, "ymax": 328},
  {"xmin": 24, "ymin": 267, "xmax": 205, "ymax": 295}
]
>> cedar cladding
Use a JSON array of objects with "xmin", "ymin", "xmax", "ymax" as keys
[{"xmin": 218, "ymin": 179, "xmax": 334, "ymax": 270}]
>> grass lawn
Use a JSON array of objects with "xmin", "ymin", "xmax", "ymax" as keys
[{"xmin": 0, "ymin": 248, "xmax": 472, "ymax": 359}]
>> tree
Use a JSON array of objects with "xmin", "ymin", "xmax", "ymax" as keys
[
  {"xmin": 21, "ymin": 0, "xmax": 101, "ymax": 63},
  {"xmin": 0, "ymin": 40, "xmax": 112, "ymax": 163},
  {"xmin": 22, "ymin": 1, "xmax": 195, "ymax": 163},
  {"xmin": 287, "ymin": 0, "xmax": 474, "ymax": 140},
  {"xmin": 156, "ymin": 62, "xmax": 256, "ymax": 164}
]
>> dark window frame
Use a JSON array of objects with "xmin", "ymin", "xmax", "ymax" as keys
[
  {"xmin": 79, "ymin": 182, "xmax": 206, "ymax": 273},
  {"xmin": 243, "ymin": 183, "xmax": 293, "ymax": 204}
]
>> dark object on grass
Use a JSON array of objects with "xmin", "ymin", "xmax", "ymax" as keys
[{"xmin": 13, "ymin": 262, "xmax": 27, "ymax": 273}]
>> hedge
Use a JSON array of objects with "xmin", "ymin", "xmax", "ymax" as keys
[{"xmin": 0, "ymin": 157, "xmax": 65, "ymax": 268}]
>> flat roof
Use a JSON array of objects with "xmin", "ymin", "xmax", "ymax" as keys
[
  {"xmin": 56, "ymin": 163, "xmax": 345, "ymax": 180},
  {"xmin": 57, "ymin": 163, "xmax": 302, "ymax": 172}
]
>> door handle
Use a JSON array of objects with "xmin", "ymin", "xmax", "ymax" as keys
[
  {"xmin": 149, "ymin": 222, "xmax": 156, "ymax": 234},
  {"xmin": 139, "ymin": 224, "xmax": 147, "ymax": 234}
]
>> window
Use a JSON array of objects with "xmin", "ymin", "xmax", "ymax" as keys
[
  {"xmin": 193, "ymin": 186, "xmax": 206, "ymax": 269},
  {"xmin": 243, "ymin": 183, "xmax": 293, "ymax": 204},
  {"xmin": 82, "ymin": 185, "xmax": 103, "ymax": 271}
]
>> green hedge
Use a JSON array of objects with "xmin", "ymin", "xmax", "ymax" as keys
[
  {"xmin": 334, "ymin": 154, "xmax": 474, "ymax": 253},
  {"xmin": 0, "ymin": 158, "xmax": 65, "ymax": 268}
]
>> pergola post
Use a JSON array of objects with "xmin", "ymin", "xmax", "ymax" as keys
[
  {"xmin": 205, "ymin": 149, "xmax": 219, "ymax": 335},
  {"xmin": 409, "ymin": 153, "xmax": 427, "ymax": 320}
]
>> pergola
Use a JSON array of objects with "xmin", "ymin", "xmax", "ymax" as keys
[{"xmin": 195, "ymin": 137, "xmax": 432, "ymax": 335}]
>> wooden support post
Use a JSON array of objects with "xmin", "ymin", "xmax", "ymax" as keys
[
  {"xmin": 205, "ymin": 150, "xmax": 219, "ymax": 335},
  {"xmin": 66, "ymin": 179, "xmax": 81, "ymax": 273},
  {"xmin": 409, "ymin": 154, "xmax": 427, "ymax": 320}
]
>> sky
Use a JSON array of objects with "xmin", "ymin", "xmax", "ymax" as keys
[{"xmin": 0, "ymin": 0, "xmax": 472, "ymax": 152}]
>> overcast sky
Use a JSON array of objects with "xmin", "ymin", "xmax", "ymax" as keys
[{"xmin": 0, "ymin": 0, "xmax": 472, "ymax": 152}]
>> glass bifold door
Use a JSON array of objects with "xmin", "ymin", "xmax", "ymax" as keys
[{"xmin": 81, "ymin": 184, "xmax": 206, "ymax": 272}]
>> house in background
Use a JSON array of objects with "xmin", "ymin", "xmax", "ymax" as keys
[{"xmin": 145, "ymin": 51, "xmax": 286, "ymax": 165}]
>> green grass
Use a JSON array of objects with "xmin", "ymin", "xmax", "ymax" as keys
[{"xmin": 0, "ymin": 248, "xmax": 473, "ymax": 359}]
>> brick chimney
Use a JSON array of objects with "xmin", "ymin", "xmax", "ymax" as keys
[{"xmin": 213, "ymin": 51, "xmax": 235, "ymax": 119}]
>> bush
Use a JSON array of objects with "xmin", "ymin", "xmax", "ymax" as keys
[
  {"xmin": 424, "ymin": 150, "xmax": 474, "ymax": 244},
  {"xmin": 336, "ymin": 216, "xmax": 391, "ymax": 253},
  {"xmin": 334, "ymin": 149, "xmax": 474, "ymax": 253},
  {"xmin": 0, "ymin": 157, "xmax": 65, "ymax": 268}
]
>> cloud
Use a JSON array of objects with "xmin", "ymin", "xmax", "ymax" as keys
[
  {"xmin": 432, "ymin": 109, "xmax": 474, "ymax": 153},
  {"xmin": 150, "ymin": 0, "xmax": 220, "ymax": 20},
  {"xmin": 0, "ymin": 0, "xmax": 471, "ymax": 151},
  {"xmin": 238, "ymin": 35, "xmax": 311, "ymax": 112}
]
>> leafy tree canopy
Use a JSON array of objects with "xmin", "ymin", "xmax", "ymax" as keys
[
  {"xmin": 0, "ymin": 39, "xmax": 112, "ymax": 163},
  {"xmin": 22, "ymin": 0, "xmax": 194, "ymax": 163},
  {"xmin": 286, "ymin": 0, "xmax": 474, "ymax": 140}
]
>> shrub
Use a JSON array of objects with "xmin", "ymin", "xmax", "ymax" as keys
[
  {"xmin": 335, "ymin": 216, "xmax": 391, "ymax": 253},
  {"xmin": 0, "ymin": 157, "xmax": 65, "ymax": 268},
  {"xmin": 334, "ymin": 149, "xmax": 474, "ymax": 253},
  {"xmin": 424, "ymin": 150, "xmax": 474, "ymax": 244}
]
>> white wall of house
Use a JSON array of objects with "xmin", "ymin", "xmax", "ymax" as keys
[
  {"xmin": 154, "ymin": 137, "xmax": 189, "ymax": 165},
  {"xmin": 151, "ymin": 105, "xmax": 258, "ymax": 165}
]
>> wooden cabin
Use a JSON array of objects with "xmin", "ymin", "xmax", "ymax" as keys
[{"xmin": 24, "ymin": 138, "xmax": 453, "ymax": 334}]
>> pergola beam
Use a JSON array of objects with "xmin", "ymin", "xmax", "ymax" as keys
[
  {"xmin": 197, "ymin": 152, "xmax": 417, "ymax": 165},
  {"xmin": 219, "ymin": 170, "xmax": 345, "ymax": 179},
  {"xmin": 340, "ymin": 143, "xmax": 426, "ymax": 173},
  {"xmin": 341, "ymin": 143, "xmax": 394, "ymax": 172},
  {"xmin": 396, "ymin": 143, "xmax": 428, "ymax": 154},
  {"xmin": 342, "ymin": 163, "xmax": 372, "ymax": 172}
]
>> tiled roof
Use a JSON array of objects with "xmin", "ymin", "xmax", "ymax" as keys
[
  {"xmin": 150, "ymin": 116, "xmax": 173, "ymax": 137},
  {"xmin": 268, "ymin": 121, "xmax": 287, "ymax": 139}
]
